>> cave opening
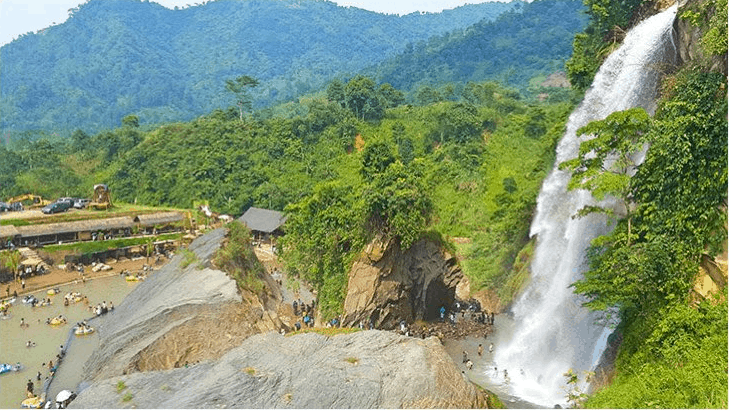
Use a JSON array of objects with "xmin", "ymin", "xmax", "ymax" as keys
[{"xmin": 424, "ymin": 280, "xmax": 455, "ymax": 321}]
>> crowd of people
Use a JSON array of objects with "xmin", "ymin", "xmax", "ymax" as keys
[{"xmin": 292, "ymin": 299, "xmax": 316, "ymax": 331}]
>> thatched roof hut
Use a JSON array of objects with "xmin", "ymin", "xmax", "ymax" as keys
[
  {"xmin": 0, "ymin": 225, "xmax": 21, "ymax": 238},
  {"xmin": 134, "ymin": 212, "xmax": 184, "ymax": 227},
  {"xmin": 15, "ymin": 217, "xmax": 135, "ymax": 238}
]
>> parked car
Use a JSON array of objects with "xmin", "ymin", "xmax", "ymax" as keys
[
  {"xmin": 73, "ymin": 198, "xmax": 91, "ymax": 209},
  {"xmin": 42, "ymin": 201, "xmax": 72, "ymax": 214},
  {"xmin": 0, "ymin": 202, "xmax": 8, "ymax": 212},
  {"xmin": 57, "ymin": 197, "xmax": 77, "ymax": 205}
]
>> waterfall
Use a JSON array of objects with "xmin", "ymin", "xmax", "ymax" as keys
[{"xmin": 489, "ymin": 5, "xmax": 678, "ymax": 407}]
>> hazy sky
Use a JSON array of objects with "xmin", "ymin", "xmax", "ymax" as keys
[{"xmin": 0, "ymin": 0, "xmax": 515, "ymax": 46}]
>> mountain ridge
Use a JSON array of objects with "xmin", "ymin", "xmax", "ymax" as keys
[{"xmin": 0, "ymin": 0, "xmax": 518, "ymax": 134}]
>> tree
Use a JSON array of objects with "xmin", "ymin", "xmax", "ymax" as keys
[
  {"xmin": 360, "ymin": 139, "xmax": 396, "ymax": 181},
  {"xmin": 225, "ymin": 75, "xmax": 259, "ymax": 122},
  {"xmin": 415, "ymin": 85, "xmax": 441, "ymax": 106},
  {"xmin": 559, "ymin": 107, "xmax": 651, "ymax": 224},
  {"xmin": 363, "ymin": 160, "xmax": 432, "ymax": 249},
  {"xmin": 379, "ymin": 83, "xmax": 405, "ymax": 108},
  {"xmin": 326, "ymin": 79, "xmax": 346, "ymax": 108},
  {"xmin": 431, "ymin": 102, "xmax": 480, "ymax": 144},
  {"xmin": 2, "ymin": 250, "xmax": 21, "ymax": 283},
  {"xmin": 344, "ymin": 75, "xmax": 384, "ymax": 121},
  {"xmin": 122, "ymin": 114, "xmax": 139, "ymax": 128}
]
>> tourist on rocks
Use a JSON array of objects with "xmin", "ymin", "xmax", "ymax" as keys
[
  {"xmin": 36, "ymin": 371, "xmax": 41, "ymax": 381},
  {"xmin": 466, "ymin": 360, "xmax": 473, "ymax": 370},
  {"xmin": 304, "ymin": 314, "xmax": 310, "ymax": 326},
  {"xmin": 368, "ymin": 320, "xmax": 374, "ymax": 330},
  {"xmin": 59, "ymin": 345, "xmax": 65, "ymax": 356},
  {"xmin": 358, "ymin": 321, "xmax": 364, "ymax": 329},
  {"xmin": 439, "ymin": 306, "xmax": 446, "ymax": 321},
  {"xmin": 294, "ymin": 321, "xmax": 301, "ymax": 331},
  {"xmin": 478, "ymin": 344, "xmax": 483, "ymax": 356},
  {"xmin": 490, "ymin": 312, "xmax": 495, "ymax": 325},
  {"xmin": 462, "ymin": 351, "xmax": 468, "ymax": 363},
  {"xmin": 489, "ymin": 343, "xmax": 494, "ymax": 353},
  {"xmin": 292, "ymin": 300, "xmax": 299, "ymax": 316},
  {"xmin": 48, "ymin": 360, "xmax": 53, "ymax": 370},
  {"xmin": 21, "ymin": 280, "xmax": 25, "ymax": 290},
  {"xmin": 13, "ymin": 290, "xmax": 17, "ymax": 298},
  {"xmin": 20, "ymin": 317, "xmax": 27, "ymax": 328},
  {"xmin": 26, "ymin": 379, "xmax": 34, "ymax": 397},
  {"xmin": 109, "ymin": 301, "xmax": 114, "ymax": 310},
  {"xmin": 27, "ymin": 340, "xmax": 36, "ymax": 348}
]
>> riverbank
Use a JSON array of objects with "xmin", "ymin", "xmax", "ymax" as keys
[
  {"xmin": 0, "ymin": 274, "xmax": 140, "ymax": 409},
  {"xmin": 2, "ymin": 255, "xmax": 170, "ymax": 301}
]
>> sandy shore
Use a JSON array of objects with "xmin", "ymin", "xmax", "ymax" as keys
[{"xmin": 2, "ymin": 256, "xmax": 169, "ymax": 299}]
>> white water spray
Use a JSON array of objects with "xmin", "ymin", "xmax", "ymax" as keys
[{"xmin": 490, "ymin": 5, "xmax": 678, "ymax": 407}]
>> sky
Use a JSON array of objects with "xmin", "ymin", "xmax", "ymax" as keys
[{"xmin": 0, "ymin": 0, "xmax": 514, "ymax": 46}]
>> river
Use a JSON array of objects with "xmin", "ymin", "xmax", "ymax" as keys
[{"xmin": 0, "ymin": 274, "xmax": 140, "ymax": 409}]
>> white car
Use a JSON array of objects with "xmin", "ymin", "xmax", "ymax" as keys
[{"xmin": 73, "ymin": 199, "xmax": 91, "ymax": 209}]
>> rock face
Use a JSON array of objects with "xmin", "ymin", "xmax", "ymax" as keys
[
  {"xmin": 342, "ymin": 236, "xmax": 465, "ymax": 329},
  {"xmin": 674, "ymin": 0, "xmax": 727, "ymax": 74},
  {"xmin": 81, "ymin": 228, "xmax": 287, "ymax": 380},
  {"xmin": 71, "ymin": 330, "xmax": 490, "ymax": 409}
]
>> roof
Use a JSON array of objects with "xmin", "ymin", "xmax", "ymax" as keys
[
  {"xmin": 15, "ymin": 217, "xmax": 135, "ymax": 237},
  {"xmin": 0, "ymin": 225, "xmax": 21, "ymax": 238},
  {"xmin": 134, "ymin": 212, "xmax": 184, "ymax": 227},
  {"xmin": 238, "ymin": 207, "xmax": 287, "ymax": 233}
]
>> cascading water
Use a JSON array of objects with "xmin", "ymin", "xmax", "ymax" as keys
[{"xmin": 489, "ymin": 5, "xmax": 678, "ymax": 407}]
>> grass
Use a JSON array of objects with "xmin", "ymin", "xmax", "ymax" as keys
[
  {"xmin": 121, "ymin": 393, "xmax": 133, "ymax": 402},
  {"xmin": 213, "ymin": 221, "xmax": 266, "ymax": 294},
  {"xmin": 243, "ymin": 367, "xmax": 256, "ymax": 376},
  {"xmin": 179, "ymin": 249, "xmax": 198, "ymax": 269},
  {"xmin": 344, "ymin": 357, "xmax": 359, "ymax": 364},
  {"xmin": 116, "ymin": 380, "xmax": 126, "ymax": 393}
]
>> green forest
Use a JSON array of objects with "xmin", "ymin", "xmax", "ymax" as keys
[
  {"xmin": 0, "ymin": 0, "xmax": 726, "ymax": 408},
  {"xmin": 0, "ymin": 0, "xmax": 530, "ymax": 135},
  {"xmin": 0, "ymin": 74, "xmax": 572, "ymax": 319}
]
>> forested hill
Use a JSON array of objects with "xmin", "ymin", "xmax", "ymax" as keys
[
  {"xmin": 0, "ymin": 0, "xmax": 517, "ymax": 135},
  {"xmin": 371, "ymin": 0, "xmax": 588, "ymax": 94}
]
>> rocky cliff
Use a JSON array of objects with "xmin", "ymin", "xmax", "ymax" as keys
[
  {"xmin": 71, "ymin": 330, "xmax": 491, "ymax": 409},
  {"xmin": 81, "ymin": 228, "xmax": 287, "ymax": 380},
  {"xmin": 342, "ymin": 236, "xmax": 467, "ymax": 329},
  {"xmin": 674, "ymin": 0, "xmax": 728, "ymax": 74}
]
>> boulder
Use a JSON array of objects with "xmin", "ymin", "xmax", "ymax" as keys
[
  {"xmin": 71, "ymin": 330, "xmax": 490, "ymax": 409},
  {"xmin": 342, "ymin": 236, "xmax": 464, "ymax": 329}
]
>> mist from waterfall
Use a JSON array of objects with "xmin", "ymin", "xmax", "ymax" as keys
[{"xmin": 488, "ymin": 5, "xmax": 678, "ymax": 407}]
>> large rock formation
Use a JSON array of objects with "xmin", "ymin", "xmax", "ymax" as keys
[
  {"xmin": 674, "ymin": 0, "xmax": 728, "ymax": 75},
  {"xmin": 342, "ymin": 236, "xmax": 466, "ymax": 329},
  {"xmin": 81, "ymin": 228, "xmax": 287, "ymax": 380},
  {"xmin": 71, "ymin": 330, "xmax": 491, "ymax": 409}
]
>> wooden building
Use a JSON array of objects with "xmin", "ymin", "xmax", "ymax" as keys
[{"xmin": 238, "ymin": 207, "xmax": 287, "ymax": 243}]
